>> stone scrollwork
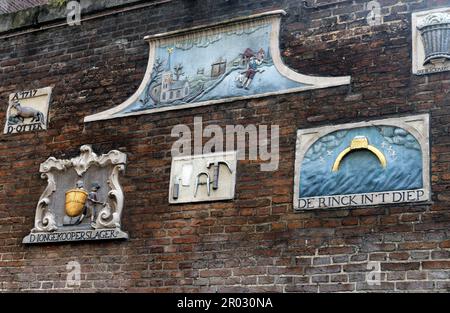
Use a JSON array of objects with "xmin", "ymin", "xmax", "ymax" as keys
[
  {"xmin": 39, "ymin": 157, "xmax": 71, "ymax": 173},
  {"xmin": 95, "ymin": 164, "xmax": 125, "ymax": 229},
  {"xmin": 24, "ymin": 145, "xmax": 128, "ymax": 244},
  {"xmin": 70, "ymin": 145, "xmax": 100, "ymax": 176},
  {"xmin": 40, "ymin": 144, "xmax": 127, "ymax": 176},
  {"xmin": 32, "ymin": 173, "xmax": 58, "ymax": 233},
  {"xmin": 417, "ymin": 12, "xmax": 450, "ymax": 28}
]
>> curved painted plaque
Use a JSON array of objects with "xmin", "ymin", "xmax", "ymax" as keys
[
  {"xmin": 85, "ymin": 10, "xmax": 350, "ymax": 122},
  {"xmin": 293, "ymin": 115, "xmax": 430, "ymax": 210}
]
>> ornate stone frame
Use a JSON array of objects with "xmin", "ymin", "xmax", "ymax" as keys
[
  {"xmin": 23, "ymin": 145, "xmax": 128, "ymax": 244},
  {"xmin": 84, "ymin": 10, "xmax": 351, "ymax": 122}
]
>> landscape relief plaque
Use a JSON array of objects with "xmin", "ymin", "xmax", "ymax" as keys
[
  {"xmin": 293, "ymin": 115, "xmax": 430, "ymax": 210},
  {"xmin": 23, "ymin": 145, "xmax": 128, "ymax": 244},
  {"xmin": 85, "ymin": 10, "xmax": 350, "ymax": 122}
]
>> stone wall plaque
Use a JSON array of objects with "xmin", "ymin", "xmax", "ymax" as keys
[
  {"xmin": 412, "ymin": 7, "xmax": 450, "ymax": 75},
  {"xmin": 23, "ymin": 145, "xmax": 128, "ymax": 244},
  {"xmin": 84, "ymin": 10, "xmax": 350, "ymax": 122},
  {"xmin": 4, "ymin": 87, "xmax": 52, "ymax": 134},
  {"xmin": 169, "ymin": 151, "xmax": 237, "ymax": 204},
  {"xmin": 293, "ymin": 115, "xmax": 430, "ymax": 210}
]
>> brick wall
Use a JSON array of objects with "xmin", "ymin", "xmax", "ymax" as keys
[{"xmin": 0, "ymin": 0, "xmax": 449, "ymax": 292}]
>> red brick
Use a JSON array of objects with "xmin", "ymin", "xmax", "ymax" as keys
[
  {"xmin": 422, "ymin": 261, "xmax": 450, "ymax": 269},
  {"xmin": 319, "ymin": 246, "xmax": 355, "ymax": 255},
  {"xmin": 381, "ymin": 262, "xmax": 420, "ymax": 271}
]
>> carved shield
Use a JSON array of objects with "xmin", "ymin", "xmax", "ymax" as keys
[{"xmin": 65, "ymin": 189, "xmax": 88, "ymax": 217}]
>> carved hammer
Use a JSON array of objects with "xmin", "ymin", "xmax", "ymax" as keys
[{"xmin": 207, "ymin": 160, "xmax": 232, "ymax": 190}]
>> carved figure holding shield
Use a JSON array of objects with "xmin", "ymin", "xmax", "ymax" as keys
[{"xmin": 83, "ymin": 183, "xmax": 106, "ymax": 228}]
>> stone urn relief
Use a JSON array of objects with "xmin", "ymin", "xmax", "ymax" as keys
[
  {"xmin": 417, "ymin": 12, "xmax": 450, "ymax": 66},
  {"xmin": 412, "ymin": 7, "xmax": 450, "ymax": 75}
]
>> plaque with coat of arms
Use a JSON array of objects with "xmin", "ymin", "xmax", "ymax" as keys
[{"xmin": 23, "ymin": 145, "xmax": 128, "ymax": 244}]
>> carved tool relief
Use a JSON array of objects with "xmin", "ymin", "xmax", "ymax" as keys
[{"xmin": 169, "ymin": 151, "xmax": 237, "ymax": 203}]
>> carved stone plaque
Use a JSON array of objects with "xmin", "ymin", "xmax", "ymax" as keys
[
  {"xmin": 169, "ymin": 151, "xmax": 237, "ymax": 204},
  {"xmin": 85, "ymin": 10, "xmax": 350, "ymax": 122},
  {"xmin": 293, "ymin": 115, "xmax": 430, "ymax": 210},
  {"xmin": 412, "ymin": 7, "xmax": 450, "ymax": 75},
  {"xmin": 4, "ymin": 87, "xmax": 51, "ymax": 134},
  {"xmin": 23, "ymin": 145, "xmax": 128, "ymax": 244}
]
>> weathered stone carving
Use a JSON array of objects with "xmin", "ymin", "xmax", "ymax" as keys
[
  {"xmin": 169, "ymin": 151, "xmax": 237, "ymax": 204},
  {"xmin": 23, "ymin": 145, "xmax": 128, "ymax": 244},
  {"xmin": 33, "ymin": 172, "xmax": 58, "ymax": 233},
  {"xmin": 412, "ymin": 8, "xmax": 450, "ymax": 75},
  {"xmin": 4, "ymin": 87, "xmax": 52, "ymax": 134},
  {"xmin": 417, "ymin": 12, "xmax": 450, "ymax": 65},
  {"xmin": 96, "ymin": 163, "xmax": 125, "ymax": 228}
]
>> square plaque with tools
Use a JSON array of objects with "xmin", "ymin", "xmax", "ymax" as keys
[{"xmin": 169, "ymin": 151, "xmax": 237, "ymax": 204}]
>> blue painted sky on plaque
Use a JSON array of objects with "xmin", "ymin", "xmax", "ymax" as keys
[
  {"xmin": 299, "ymin": 126, "xmax": 423, "ymax": 197},
  {"xmin": 121, "ymin": 23, "xmax": 307, "ymax": 113}
]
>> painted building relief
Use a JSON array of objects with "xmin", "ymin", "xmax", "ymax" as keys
[
  {"xmin": 169, "ymin": 151, "xmax": 237, "ymax": 204},
  {"xmin": 4, "ymin": 87, "xmax": 51, "ymax": 134},
  {"xmin": 23, "ymin": 145, "xmax": 128, "ymax": 244},
  {"xmin": 293, "ymin": 115, "xmax": 430, "ymax": 210},
  {"xmin": 412, "ymin": 7, "xmax": 450, "ymax": 75},
  {"xmin": 84, "ymin": 10, "xmax": 350, "ymax": 122}
]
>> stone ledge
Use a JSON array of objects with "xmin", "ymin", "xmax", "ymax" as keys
[{"xmin": 0, "ymin": 0, "xmax": 164, "ymax": 35}]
